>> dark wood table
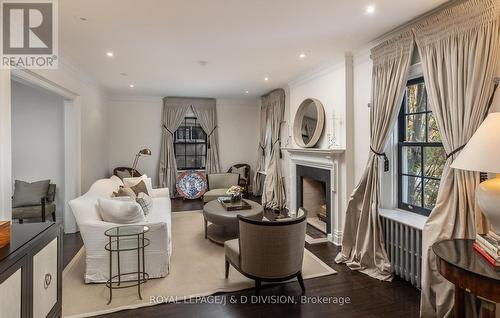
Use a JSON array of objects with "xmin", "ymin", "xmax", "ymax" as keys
[{"xmin": 433, "ymin": 239, "xmax": 500, "ymax": 318}]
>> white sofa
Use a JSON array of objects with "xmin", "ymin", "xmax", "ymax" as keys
[{"xmin": 69, "ymin": 175, "xmax": 172, "ymax": 283}]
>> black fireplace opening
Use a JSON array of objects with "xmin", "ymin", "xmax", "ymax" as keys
[{"xmin": 296, "ymin": 165, "xmax": 331, "ymax": 234}]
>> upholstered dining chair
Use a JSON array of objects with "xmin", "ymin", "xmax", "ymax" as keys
[{"xmin": 224, "ymin": 208, "xmax": 307, "ymax": 294}]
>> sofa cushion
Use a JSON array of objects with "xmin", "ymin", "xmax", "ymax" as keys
[
  {"xmin": 136, "ymin": 192, "xmax": 153, "ymax": 215},
  {"xmin": 123, "ymin": 175, "xmax": 153, "ymax": 194},
  {"xmin": 98, "ymin": 198, "xmax": 145, "ymax": 224},
  {"xmin": 12, "ymin": 203, "xmax": 56, "ymax": 219},
  {"xmin": 129, "ymin": 180, "xmax": 149, "ymax": 196},
  {"xmin": 12, "ymin": 179, "xmax": 50, "ymax": 208},
  {"xmin": 203, "ymin": 188, "xmax": 229, "ymax": 203}
]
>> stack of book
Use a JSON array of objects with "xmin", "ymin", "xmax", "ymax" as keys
[{"xmin": 473, "ymin": 232, "xmax": 500, "ymax": 267}]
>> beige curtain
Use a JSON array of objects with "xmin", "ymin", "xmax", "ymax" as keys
[
  {"xmin": 158, "ymin": 98, "xmax": 190, "ymax": 197},
  {"xmin": 414, "ymin": 1, "xmax": 500, "ymax": 316},
  {"xmin": 191, "ymin": 99, "xmax": 220, "ymax": 174},
  {"xmin": 262, "ymin": 89, "xmax": 286, "ymax": 210},
  {"xmin": 335, "ymin": 31, "xmax": 415, "ymax": 281},
  {"xmin": 253, "ymin": 102, "xmax": 268, "ymax": 195}
]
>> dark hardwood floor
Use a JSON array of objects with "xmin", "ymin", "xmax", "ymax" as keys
[{"xmin": 63, "ymin": 197, "xmax": 421, "ymax": 318}]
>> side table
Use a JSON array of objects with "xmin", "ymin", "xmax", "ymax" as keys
[
  {"xmin": 104, "ymin": 225, "xmax": 150, "ymax": 305},
  {"xmin": 433, "ymin": 239, "xmax": 500, "ymax": 318}
]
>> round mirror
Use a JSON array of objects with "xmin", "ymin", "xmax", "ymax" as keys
[{"xmin": 293, "ymin": 98, "xmax": 325, "ymax": 148}]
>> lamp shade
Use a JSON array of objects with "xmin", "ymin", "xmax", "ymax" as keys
[
  {"xmin": 138, "ymin": 148, "xmax": 151, "ymax": 156},
  {"xmin": 451, "ymin": 112, "xmax": 500, "ymax": 173}
]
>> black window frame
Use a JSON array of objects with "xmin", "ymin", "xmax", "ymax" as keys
[
  {"xmin": 173, "ymin": 117, "xmax": 208, "ymax": 170},
  {"xmin": 397, "ymin": 77, "xmax": 444, "ymax": 216}
]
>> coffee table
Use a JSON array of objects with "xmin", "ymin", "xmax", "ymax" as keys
[{"xmin": 203, "ymin": 199, "xmax": 263, "ymax": 245}]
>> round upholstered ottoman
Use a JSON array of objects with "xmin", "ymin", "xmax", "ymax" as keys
[{"xmin": 203, "ymin": 199, "xmax": 263, "ymax": 245}]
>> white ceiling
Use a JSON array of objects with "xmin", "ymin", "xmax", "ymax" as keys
[{"xmin": 60, "ymin": 0, "xmax": 446, "ymax": 99}]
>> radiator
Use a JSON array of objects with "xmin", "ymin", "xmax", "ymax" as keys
[{"xmin": 380, "ymin": 216, "xmax": 422, "ymax": 289}]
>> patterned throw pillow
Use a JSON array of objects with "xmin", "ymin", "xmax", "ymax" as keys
[
  {"xmin": 112, "ymin": 186, "xmax": 137, "ymax": 198},
  {"xmin": 129, "ymin": 180, "xmax": 149, "ymax": 196},
  {"xmin": 136, "ymin": 192, "xmax": 153, "ymax": 215}
]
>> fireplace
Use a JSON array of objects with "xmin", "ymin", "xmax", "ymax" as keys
[{"xmin": 296, "ymin": 165, "xmax": 331, "ymax": 233}]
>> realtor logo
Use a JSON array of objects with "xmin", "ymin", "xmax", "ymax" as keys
[{"xmin": 1, "ymin": 0, "xmax": 58, "ymax": 69}]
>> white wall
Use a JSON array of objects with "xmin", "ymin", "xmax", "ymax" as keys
[
  {"xmin": 0, "ymin": 62, "xmax": 108, "ymax": 223},
  {"xmin": 11, "ymin": 81, "xmax": 65, "ymax": 220},
  {"xmin": 105, "ymin": 97, "xmax": 260, "ymax": 187},
  {"xmin": 106, "ymin": 97, "xmax": 163, "ymax": 185}
]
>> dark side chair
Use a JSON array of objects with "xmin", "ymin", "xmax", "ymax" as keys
[
  {"xmin": 12, "ymin": 184, "xmax": 56, "ymax": 223},
  {"xmin": 113, "ymin": 167, "xmax": 143, "ymax": 179},
  {"xmin": 227, "ymin": 163, "xmax": 250, "ymax": 198},
  {"xmin": 224, "ymin": 209, "xmax": 307, "ymax": 294}
]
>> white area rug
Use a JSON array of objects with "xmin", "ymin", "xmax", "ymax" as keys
[{"xmin": 62, "ymin": 210, "xmax": 336, "ymax": 317}]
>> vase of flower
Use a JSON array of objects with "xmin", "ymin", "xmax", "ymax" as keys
[{"xmin": 226, "ymin": 185, "xmax": 244, "ymax": 204}]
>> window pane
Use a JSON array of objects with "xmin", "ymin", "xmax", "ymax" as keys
[
  {"xmin": 186, "ymin": 144, "xmax": 196, "ymax": 156},
  {"xmin": 192, "ymin": 127, "xmax": 206, "ymax": 141},
  {"xmin": 175, "ymin": 127, "xmax": 187, "ymax": 141},
  {"xmin": 406, "ymin": 82, "xmax": 427, "ymax": 113},
  {"xmin": 405, "ymin": 114, "xmax": 426, "ymax": 142},
  {"xmin": 185, "ymin": 118, "xmax": 196, "ymax": 125},
  {"xmin": 401, "ymin": 146, "xmax": 421, "ymax": 176},
  {"xmin": 196, "ymin": 156, "xmax": 206, "ymax": 169},
  {"xmin": 427, "ymin": 113, "xmax": 441, "ymax": 142},
  {"xmin": 176, "ymin": 156, "xmax": 185, "ymax": 170},
  {"xmin": 186, "ymin": 156, "xmax": 196, "ymax": 169},
  {"xmin": 424, "ymin": 179, "xmax": 440, "ymax": 210},
  {"xmin": 401, "ymin": 175, "xmax": 422, "ymax": 207},
  {"xmin": 424, "ymin": 147, "xmax": 446, "ymax": 178},
  {"xmin": 196, "ymin": 144, "xmax": 206, "ymax": 155},
  {"xmin": 175, "ymin": 144, "xmax": 185, "ymax": 155}
]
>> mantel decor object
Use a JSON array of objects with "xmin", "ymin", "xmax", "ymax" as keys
[{"xmin": 293, "ymin": 98, "xmax": 325, "ymax": 148}]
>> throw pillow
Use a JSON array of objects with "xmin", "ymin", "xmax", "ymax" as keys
[
  {"xmin": 116, "ymin": 170, "xmax": 132, "ymax": 180},
  {"xmin": 98, "ymin": 198, "xmax": 145, "ymax": 224},
  {"xmin": 123, "ymin": 175, "xmax": 153, "ymax": 194},
  {"xmin": 136, "ymin": 192, "xmax": 153, "ymax": 215},
  {"xmin": 12, "ymin": 179, "xmax": 51, "ymax": 208},
  {"xmin": 231, "ymin": 166, "xmax": 247, "ymax": 182},
  {"xmin": 112, "ymin": 186, "xmax": 137, "ymax": 198},
  {"xmin": 129, "ymin": 180, "xmax": 149, "ymax": 196}
]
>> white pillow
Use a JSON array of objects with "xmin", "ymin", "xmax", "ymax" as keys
[
  {"xmin": 123, "ymin": 175, "xmax": 153, "ymax": 194},
  {"xmin": 98, "ymin": 198, "xmax": 146, "ymax": 224}
]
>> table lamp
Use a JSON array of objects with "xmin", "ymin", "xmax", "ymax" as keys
[
  {"xmin": 131, "ymin": 148, "xmax": 151, "ymax": 177},
  {"xmin": 451, "ymin": 112, "xmax": 500, "ymax": 234}
]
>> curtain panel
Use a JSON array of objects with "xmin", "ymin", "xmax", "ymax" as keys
[
  {"xmin": 253, "ymin": 102, "xmax": 268, "ymax": 195},
  {"xmin": 335, "ymin": 31, "xmax": 415, "ymax": 281},
  {"xmin": 414, "ymin": 0, "xmax": 500, "ymax": 316},
  {"xmin": 158, "ymin": 98, "xmax": 190, "ymax": 197},
  {"xmin": 191, "ymin": 98, "xmax": 221, "ymax": 175},
  {"xmin": 262, "ymin": 89, "xmax": 286, "ymax": 210}
]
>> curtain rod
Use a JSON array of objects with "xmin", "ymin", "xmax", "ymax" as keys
[{"xmin": 372, "ymin": 0, "xmax": 463, "ymax": 44}]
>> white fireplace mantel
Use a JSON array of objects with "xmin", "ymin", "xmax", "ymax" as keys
[{"xmin": 282, "ymin": 147, "xmax": 345, "ymax": 245}]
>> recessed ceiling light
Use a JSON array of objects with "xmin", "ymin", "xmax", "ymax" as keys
[
  {"xmin": 79, "ymin": 17, "xmax": 87, "ymax": 21},
  {"xmin": 264, "ymin": 77, "xmax": 269, "ymax": 81},
  {"xmin": 365, "ymin": 5, "xmax": 375, "ymax": 15},
  {"xmin": 245, "ymin": 90, "xmax": 249, "ymax": 94},
  {"xmin": 129, "ymin": 84, "xmax": 135, "ymax": 88},
  {"xmin": 106, "ymin": 51, "xmax": 114, "ymax": 57},
  {"xmin": 299, "ymin": 53, "xmax": 306, "ymax": 59},
  {"xmin": 120, "ymin": 72, "xmax": 128, "ymax": 76}
]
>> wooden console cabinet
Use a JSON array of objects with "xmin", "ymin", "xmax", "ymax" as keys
[{"xmin": 0, "ymin": 222, "xmax": 63, "ymax": 318}]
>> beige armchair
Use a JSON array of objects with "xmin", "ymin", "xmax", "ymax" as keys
[
  {"xmin": 224, "ymin": 209, "xmax": 307, "ymax": 294},
  {"xmin": 203, "ymin": 173, "xmax": 239, "ymax": 203}
]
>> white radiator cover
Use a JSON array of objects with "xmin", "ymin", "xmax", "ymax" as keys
[{"xmin": 380, "ymin": 213, "xmax": 424, "ymax": 289}]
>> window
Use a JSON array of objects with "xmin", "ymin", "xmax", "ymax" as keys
[
  {"xmin": 398, "ymin": 78, "xmax": 445, "ymax": 216},
  {"xmin": 174, "ymin": 117, "xmax": 207, "ymax": 170}
]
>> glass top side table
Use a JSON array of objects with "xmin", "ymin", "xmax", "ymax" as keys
[{"xmin": 104, "ymin": 225, "xmax": 150, "ymax": 305}]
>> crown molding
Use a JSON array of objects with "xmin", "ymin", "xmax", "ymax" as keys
[
  {"xmin": 288, "ymin": 54, "xmax": 347, "ymax": 88},
  {"xmin": 105, "ymin": 95, "xmax": 163, "ymax": 103}
]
